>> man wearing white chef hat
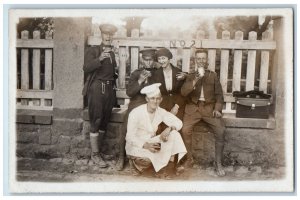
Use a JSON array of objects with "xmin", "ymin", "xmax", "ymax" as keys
[{"xmin": 125, "ymin": 83, "xmax": 187, "ymax": 179}]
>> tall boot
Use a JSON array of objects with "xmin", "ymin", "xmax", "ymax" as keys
[
  {"xmin": 182, "ymin": 134, "xmax": 194, "ymax": 168},
  {"xmin": 98, "ymin": 130, "xmax": 114, "ymax": 160},
  {"xmin": 90, "ymin": 132, "xmax": 108, "ymax": 168},
  {"xmin": 215, "ymin": 142, "xmax": 225, "ymax": 176},
  {"xmin": 116, "ymin": 135, "xmax": 125, "ymax": 171}
]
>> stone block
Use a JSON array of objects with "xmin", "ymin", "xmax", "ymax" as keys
[
  {"xmin": 71, "ymin": 136, "xmax": 90, "ymax": 149},
  {"xmin": 17, "ymin": 124, "xmax": 41, "ymax": 132},
  {"xmin": 16, "ymin": 115, "xmax": 35, "ymax": 124},
  {"xmin": 16, "ymin": 143, "xmax": 37, "ymax": 158},
  {"xmin": 52, "ymin": 118, "xmax": 83, "ymax": 136},
  {"xmin": 81, "ymin": 121, "xmax": 90, "ymax": 138},
  {"xmin": 17, "ymin": 132, "xmax": 38, "ymax": 144},
  {"xmin": 38, "ymin": 128, "xmax": 52, "ymax": 145},
  {"xmin": 58, "ymin": 135, "xmax": 72, "ymax": 154},
  {"xmin": 35, "ymin": 115, "xmax": 52, "ymax": 125}
]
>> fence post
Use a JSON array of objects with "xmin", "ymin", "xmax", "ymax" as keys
[
  {"xmin": 44, "ymin": 31, "xmax": 53, "ymax": 106},
  {"xmin": 32, "ymin": 30, "xmax": 41, "ymax": 106},
  {"xmin": 208, "ymin": 30, "xmax": 217, "ymax": 71},
  {"xmin": 232, "ymin": 31, "xmax": 244, "ymax": 92},
  {"xmin": 130, "ymin": 29, "xmax": 139, "ymax": 72},
  {"xmin": 118, "ymin": 47, "xmax": 127, "ymax": 89},
  {"xmin": 20, "ymin": 30, "xmax": 29, "ymax": 106},
  {"xmin": 259, "ymin": 20, "xmax": 273, "ymax": 93},
  {"xmin": 53, "ymin": 17, "xmax": 90, "ymax": 117},
  {"xmin": 246, "ymin": 31, "xmax": 257, "ymax": 91},
  {"xmin": 220, "ymin": 30, "xmax": 230, "ymax": 93},
  {"xmin": 170, "ymin": 48, "xmax": 178, "ymax": 66}
]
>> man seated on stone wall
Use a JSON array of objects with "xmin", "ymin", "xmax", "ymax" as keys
[
  {"xmin": 116, "ymin": 48, "xmax": 160, "ymax": 170},
  {"xmin": 180, "ymin": 49, "xmax": 226, "ymax": 177},
  {"xmin": 125, "ymin": 83, "xmax": 187, "ymax": 179}
]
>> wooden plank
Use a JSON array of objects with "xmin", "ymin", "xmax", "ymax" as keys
[
  {"xmin": 16, "ymin": 105, "xmax": 53, "ymax": 111},
  {"xmin": 17, "ymin": 109, "xmax": 53, "ymax": 116},
  {"xmin": 16, "ymin": 90, "xmax": 53, "ymax": 99},
  {"xmin": 32, "ymin": 31, "xmax": 41, "ymax": 106},
  {"xmin": 130, "ymin": 29, "xmax": 139, "ymax": 72},
  {"xmin": 20, "ymin": 31, "xmax": 29, "ymax": 106},
  {"xmin": 246, "ymin": 31, "xmax": 257, "ymax": 91},
  {"xmin": 259, "ymin": 30, "xmax": 273, "ymax": 93},
  {"xmin": 170, "ymin": 48, "xmax": 178, "ymax": 66},
  {"xmin": 88, "ymin": 35, "xmax": 275, "ymax": 50},
  {"xmin": 202, "ymin": 39, "xmax": 276, "ymax": 50},
  {"xmin": 118, "ymin": 47, "xmax": 127, "ymax": 89},
  {"xmin": 208, "ymin": 30, "xmax": 217, "ymax": 71},
  {"xmin": 182, "ymin": 48, "xmax": 191, "ymax": 73},
  {"xmin": 17, "ymin": 39, "xmax": 54, "ymax": 48},
  {"xmin": 21, "ymin": 30, "xmax": 29, "ymax": 90},
  {"xmin": 232, "ymin": 31, "xmax": 244, "ymax": 92},
  {"xmin": 113, "ymin": 38, "xmax": 201, "ymax": 48},
  {"xmin": 195, "ymin": 30, "xmax": 205, "ymax": 72},
  {"xmin": 220, "ymin": 30, "xmax": 230, "ymax": 93},
  {"xmin": 45, "ymin": 31, "xmax": 53, "ymax": 90}
]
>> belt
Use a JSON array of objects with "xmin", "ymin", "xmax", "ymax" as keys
[
  {"xmin": 98, "ymin": 80, "xmax": 114, "ymax": 85},
  {"xmin": 166, "ymin": 91, "xmax": 174, "ymax": 96},
  {"xmin": 197, "ymin": 100, "xmax": 206, "ymax": 106},
  {"xmin": 98, "ymin": 80, "xmax": 114, "ymax": 94}
]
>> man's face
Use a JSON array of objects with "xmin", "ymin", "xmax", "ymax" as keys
[
  {"xmin": 195, "ymin": 52, "xmax": 208, "ymax": 69},
  {"xmin": 141, "ymin": 56, "xmax": 154, "ymax": 68},
  {"xmin": 146, "ymin": 93, "xmax": 163, "ymax": 110},
  {"xmin": 158, "ymin": 56, "xmax": 170, "ymax": 68},
  {"xmin": 101, "ymin": 32, "xmax": 113, "ymax": 46}
]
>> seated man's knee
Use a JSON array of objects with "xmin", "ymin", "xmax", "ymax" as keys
[{"xmin": 182, "ymin": 125, "xmax": 193, "ymax": 137}]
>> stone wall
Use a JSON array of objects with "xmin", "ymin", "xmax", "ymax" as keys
[
  {"xmin": 192, "ymin": 122, "xmax": 284, "ymax": 168},
  {"xmin": 16, "ymin": 117, "xmax": 123, "ymax": 160}
]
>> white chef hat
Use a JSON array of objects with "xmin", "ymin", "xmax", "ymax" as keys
[{"xmin": 140, "ymin": 83, "xmax": 161, "ymax": 98}]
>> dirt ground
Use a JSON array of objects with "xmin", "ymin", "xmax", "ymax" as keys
[{"xmin": 16, "ymin": 157, "xmax": 285, "ymax": 182}]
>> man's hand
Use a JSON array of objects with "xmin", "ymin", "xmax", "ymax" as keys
[
  {"xmin": 99, "ymin": 51, "xmax": 111, "ymax": 62},
  {"xmin": 160, "ymin": 127, "xmax": 171, "ymax": 142},
  {"xmin": 138, "ymin": 70, "xmax": 151, "ymax": 85},
  {"xmin": 143, "ymin": 142, "xmax": 161, "ymax": 153},
  {"xmin": 176, "ymin": 72, "xmax": 187, "ymax": 81},
  {"xmin": 213, "ymin": 110, "xmax": 222, "ymax": 118}
]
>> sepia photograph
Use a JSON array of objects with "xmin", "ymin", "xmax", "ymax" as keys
[{"xmin": 7, "ymin": 7, "xmax": 294, "ymax": 193}]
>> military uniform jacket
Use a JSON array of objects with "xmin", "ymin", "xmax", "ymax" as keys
[
  {"xmin": 82, "ymin": 44, "xmax": 117, "ymax": 96},
  {"xmin": 181, "ymin": 70, "xmax": 224, "ymax": 112},
  {"xmin": 126, "ymin": 62, "xmax": 159, "ymax": 113}
]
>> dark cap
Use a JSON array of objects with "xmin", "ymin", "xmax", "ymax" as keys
[
  {"xmin": 156, "ymin": 48, "xmax": 173, "ymax": 59},
  {"xmin": 140, "ymin": 48, "xmax": 156, "ymax": 58},
  {"xmin": 99, "ymin": 24, "xmax": 118, "ymax": 35}
]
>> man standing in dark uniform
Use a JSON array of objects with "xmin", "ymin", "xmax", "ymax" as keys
[
  {"xmin": 116, "ymin": 48, "xmax": 160, "ymax": 171},
  {"xmin": 181, "ymin": 49, "xmax": 226, "ymax": 176},
  {"xmin": 82, "ymin": 24, "xmax": 118, "ymax": 168}
]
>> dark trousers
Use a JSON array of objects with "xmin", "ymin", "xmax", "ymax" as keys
[
  {"xmin": 182, "ymin": 102, "xmax": 225, "ymax": 160},
  {"xmin": 88, "ymin": 80, "xmax": 116, "ymax": 133}
]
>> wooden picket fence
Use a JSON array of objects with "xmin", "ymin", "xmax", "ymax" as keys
[
  {"xmin": 16, "ymin": 20, "xmax": 275, "ymax": 114},
  {"xmin": 16, "ymin": 30, "xmax": 53, "ymax": 111},
  {"xmin": 88, "ymin": 20, "xmax": 276, "ymax": 114}
]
